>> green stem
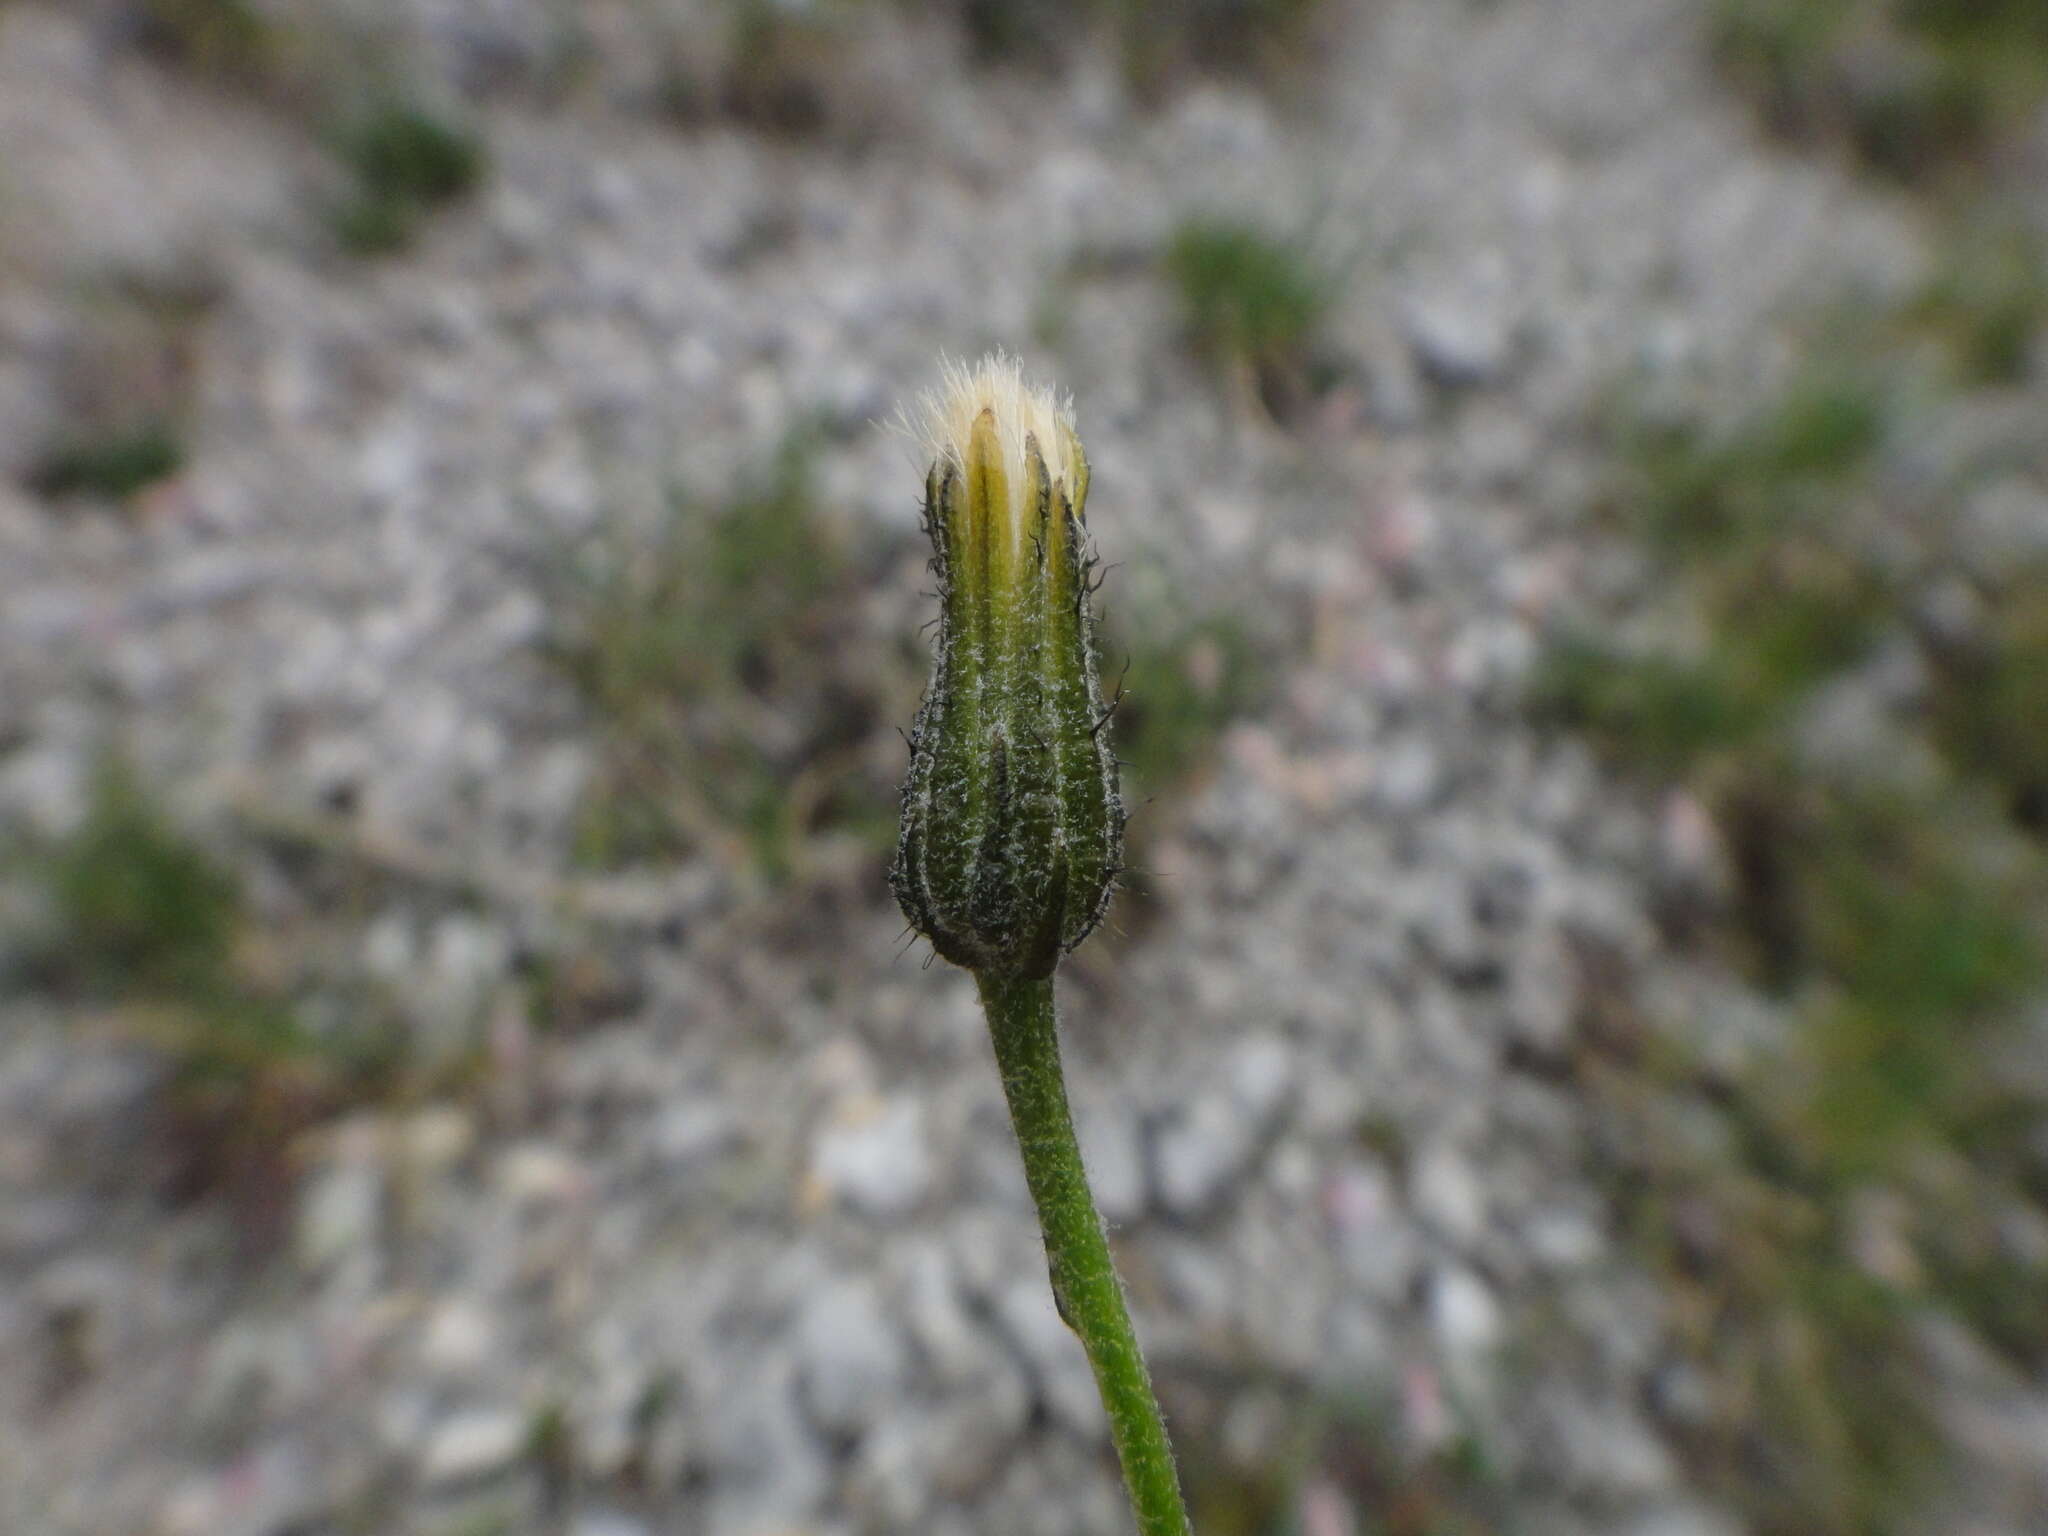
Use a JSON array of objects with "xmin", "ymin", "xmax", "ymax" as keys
[{"xmin": 976, "ymin": 971, "xmax": 1191, "ymax": 1536}]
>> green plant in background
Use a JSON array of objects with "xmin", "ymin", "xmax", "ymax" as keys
[
  {"xmin": 329, "ymin": 99, "xmax": 486, "ymax": 255},
  {"xmin": 1710, "ymin": 0, "xmax": 2048, "ymax": 179},
  {"xmin": 1535, "ymin": 351, "xmax": 2048, "ymax": 1530},
  {"xmin": 658, "ymin": 0, "xmax": 908, "ymax": 140},
  {"xmin": 892, "ymin": 354, "xmax": 1188, "ymax": 1534},
  {"xmin": 1536, "ymin": 372, "xmax": 1892, "ymax": 775},
  {"xmin": 131, "ymin": 0, "xmax": 276, "ymax": 82},
  {"xmin": 1928, "ymin": 574, "xmax": 2048, "ymax": 835},
  {"xmin": 1624, "ymin": 370, "xmax": 1886, "ymax": 556},
  {"xmin": 942, "ymin": 0, "xmax": 1330, "ymax": 93},
  {"xmin": 14, "ymin": 755, "xmax": 501, "ymax": 1212},
  {"xmin": 1184, "ymin": 1385, "xmax": 1509, "ymax": 1536},
  {"xmin": 1166, "ymin": 217, "xmax": 1334, "ymax": 414},
  {"xmin": 28, "ymin": 752, "xmax": 310, "ymax": 1091},
  {"xmin": 44, "ymin": 753, "xmax": 243, "ymax": 999},
  {"xmin": 23, "ymin": 269, "xmax": 217, "ymax": 507},
  {"xmin": 1112, "ymin": 612, "xmax": 1264, "ymax": 806},
  {"xmin": 1113, "ymin": 0, "xmax": 1330, "ymax": 100},
  {"xmin": 29, "ymin": 421, "xmax": 185, "ymax": 503},
  {"xmin": 550, "ymin": 434, "xmax": 897, "ymax": 883},
  {"xmin": 1904, "ymin": 220, "xmax": 2046, "ymax": 386},
  {"xmin": 716, "ymin": 0, "xmax": 839, "ymax": 134}
]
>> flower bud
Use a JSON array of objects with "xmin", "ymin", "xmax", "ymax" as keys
[{"xmin": 892, "ymin": 355, "xmax": 1124, "ymax": 979}]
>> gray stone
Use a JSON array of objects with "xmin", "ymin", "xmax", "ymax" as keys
[
  {"xmin": 493, "ymin": 1140, "xmax": 587, "ymax": 1204},
  {"xmin": 1959, "ymin": 477, "xmax": 2048, "ymax": 575},
  {"xmin": 1325, "ymin": 1158, "xmax": 1421, "ymax": 1303},
  {"xmin": 891, "ymin": 1242, "xmax": 1032, "ymax": 1490},
  {"xmin": 1648, "ymin": 1358, "xmax": 1717, "ymax": 1431},
  {"xmin": 156, "ymin": 1438, "xmax": 324, "ymax": 1536},
  {"xmin": 1152, "ymin": 1037, "xmax": 1293, "ymax": 1220},
  {"xmin": 846, "ymin": 1412, "xmax": 940, "ymax": 1530},
  {"xmin": 1410, "ymin": 879, "xmax": 1501, "ymax": 988},
  {"xmin": 1365, "ymin": 335, "xmax": 1428, "ymax": 430},
  {"xmin": 1542, "ymin": 1394, "xmax": 1679, "ymax": 1500},
  {"xmin": 895, "ymin": 1239, "xmax": 981, "ymax": 1371},
  {"xmin": 1618, "ymin": 1507, "xmax": 1745, "ymax": 1536},
  {"xmin": 1372, "ymin": 735, "xmax": 1446, "ymax": 814},
  {"xmin": 926, "ymin": 1372, "xmax": 1031, "ymax": 1496},
  {"xmin": 1402, "ymin": 292, "xmax": 1515, "ymax": 389},
  {"xmin": 0, "ymin": 357, "xmax": 53, "ymax": 480},
  {"xmin": 0, "ymin": 1193, "xmax": 91, "ymax": 1265},
  {"xmin": 417, "ymin": 914, "xmax": 513, "ymax": 1054},
  {"xmin": 992, "ymin": 1276, "xmax": 1106, "ymax": 1441},
  {"xmin": 1522, "ymin": 1206, "xmax": 1603, "ymax": 1271},
  {"xmin": 418, "ymin": 1299, "xmax": 497, "ymax": 1376},
  {"xmin": 960, "ymin": 1099, "xmax": 1033, "ymax": 1209},
  {"xmin": 1794, "ymin": 670, "xmax": 1941, "ymax": 792},
  {"xmin": 809, "ymin": 1095, "xmax": 932, "ymax": 1217},
  {"xmin": 650, "ymin": 1099, "xmax": 743, "ymax": 1172},
  {"xmin": 1918, "ymin": 573, "xmax": 1987, "ymax": 652},
  {"xmin": 398, "ymin": 1105, "xmax": 476, "ymax": 1177},
  {"xmin": 1410, "ymin": 1141, "xmax": 1488, "ymax": 1247},
  {"xmin": 294, "ymin": 1159, "xmax": 383, "ymax": 1276},
  {"xmin": 943, "ymin": 1208, "xmax": 1034, "ymax": 1301},
  {"xmin": 794, "ymin": 1278, "xmax": 909, "ymax": 1440},
  {"xmin": 701, "ymin": 1359, "xmax": 830, "ymax": 1535},
  {"xmin": 418, "ymin": 1407, "xmax": 530, "ymax": 1488},
  {"xmin": 0, "ymin": 741, "xmax": 86, "ymax": 838},
  {"xmin": 1429, "ymin": 1264, "xmax": 1503, "ymax": 1373},
  {"xmin": 570, "ymin": 1514, "xmax": 653, "ymax": 1536},
  {"xmin": 1228, "ymin": 1036, "xmax": 1295, "ymax": 1128},
  {"xmin": 1155, "ymin": 1235, "xmax": 1234, "ymax": 1326},
  {"xmin": 1074, "ymin": 1102, "xmax": 1148, "ymax": 1224},
  {"xmin": 1505, "ymin": 937, "xmax": 1577, "ymax": 1059},
  {"xmin": 1152, "ymin": 1092, "xmax": 1252, "ymax": 1220}
]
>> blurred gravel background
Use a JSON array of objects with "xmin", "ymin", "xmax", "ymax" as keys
[{"xmin": 2, "ymin": 2, "xmax": 2045, "ymax": 1534}]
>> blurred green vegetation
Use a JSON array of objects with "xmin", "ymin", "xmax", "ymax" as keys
[
  {"xmin": 1181, "ymin": 1386, "xmax": 1508, "ymax": 1536},
  {"xmin": 29, "ymin": 421, "xmax": 185, "ymax": 503},
  {"xmin": 41, "ymin": 754, "xmax": 245, "ymax": 1001},
  {"xmin": 943, "ymin": 0, "xmax": 1329, "ymax": 92},
  {"xmin": 654, "ymin": 0, "xmax": 1334, "ymax": 142},
  {"xmin": 1108, "ymin": 0, "xmax": 1329, "ymax": 98},
  {"xmin": 26, "ymin": 272, "xmax": 215, "ymax": 506},
  {"xmin": 329, "ymin": 100, "xmax": 487, "ymax": 255},
  {"xmin": 1623, "ymin": 371, "xmax": 1886, "ymax": 557},
  {"xmin": 1929, "ymin": 575, "xmax": 2048, "ymax": 835},
  {"xmin": 708, "ymin": 0, "xmax": 845, "ymax": 135},
  {"xmin": 1081, "ymin": 594, "xmax": 1270, "ymax": 947},
  {"xmin": 1711, "ymin": 0, "xmax": 2048, "ymax": 179},
  {"xmin": 1168, "ymin": 219, "xmax": 1332, "ymax": 374},
  {"xmin": 1165, "ymin": 217, "xmax": 1338, "ymax": 418},
  {"xmin": 131, "ymin": 0, "xmax": 276, "ymax": 82},
  {"xmin": 1110, "ymin": 611, "xmax": 1266, "ymax": 808},
  {"xmin": 548, "ymin": 437, "xmax": 901, "ymax": 884},
  {"xmin": 1904, "ymin": 220, "xmax": 2048, "ymax": 386},
  {"xmin": 1535, "ymin": 371, "xmax": 1893, "ymax": 776},
  {"xmin": 25, "ymin": 754, "xmax": 322, "ymax": 1082},
  {"xmin": 1534, "ymin": 335, "xmax": 2048, "ymax": 1527},
  {"xmin": 7, "ymin": 754, "xmax": 354, "ymax": 1213}
]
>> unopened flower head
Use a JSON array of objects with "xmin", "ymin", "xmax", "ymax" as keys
[{"xmin": 891, "ymin": 353, "xmax": 1124, "ymax": 980}]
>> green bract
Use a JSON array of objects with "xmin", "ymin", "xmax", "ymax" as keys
[{"xmin": 891, "ymin": 360, "xmax": 1124, "ymax": 980}]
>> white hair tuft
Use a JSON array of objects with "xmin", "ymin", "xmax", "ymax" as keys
[{"xmin": 905, "ymin": 351, "xmax": 1082, "ymax": 505}]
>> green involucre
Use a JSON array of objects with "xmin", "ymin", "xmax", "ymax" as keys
[{"xmin": 891, "ymin": 411, "xmax": 1124, "ymax": 979}]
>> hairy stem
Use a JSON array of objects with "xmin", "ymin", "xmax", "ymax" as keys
[{"xmin": 976, "ymin": 971, "xmax": 1191, "ymax": 1536}]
